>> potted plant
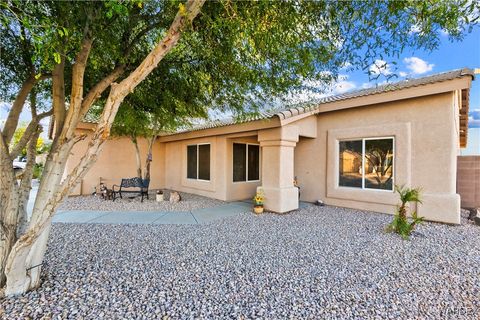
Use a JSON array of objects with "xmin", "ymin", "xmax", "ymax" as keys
[
  {"xmin": 156, "ymin": 190, "xmax": 164, "ymax": 202},
  {"xmin": 253, "ymin": 189, "xmax": 265, "ymax": 214}
]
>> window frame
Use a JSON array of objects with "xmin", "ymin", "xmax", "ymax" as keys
[
  {"xmin": 232, "ymin": 142, "xmax": 261, "ymax": 183},
  {"xmin": 338, "ymin": 136, "xmax": 395, "ymax": 192},
  {"xmin": 186, "ymin": 143, "xmax": 211, "ymax": 182}
]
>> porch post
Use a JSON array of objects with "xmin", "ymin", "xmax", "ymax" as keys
[{"xmin": 258, "ymin": 126, "xmax": 299, "ymax": 213}]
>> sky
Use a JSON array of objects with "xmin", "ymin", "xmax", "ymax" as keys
[
  {"xmin": 1, "ymin": 24, "xmax": 479, "ymax": 154},
  {"xmin": 298, "ymin": 27, "xmax": 480, "ymax": 155}
]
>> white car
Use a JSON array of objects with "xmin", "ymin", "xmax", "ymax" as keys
[{"xmin": 13, "ymin": 157, "xmax": 27, "ymax": 170}]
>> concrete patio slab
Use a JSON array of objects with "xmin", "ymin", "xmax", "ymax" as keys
[
  {"xmin": 51, "ymin": 201, "xmax": 312, "ymax": 225},
  {"xmin": 88, "ymin": 211, "xmax": 168, "ymax": 224},
  {"xmin": 53, "ymin": 210, "xmax": 111, "ymax": 223},
  {"xmin": 151, "ymin": 212, "xmax": 197, "ymax": 225},
  {"xmin": 229, "ymin": 201, "xmax": 253, "ymax": 208}
]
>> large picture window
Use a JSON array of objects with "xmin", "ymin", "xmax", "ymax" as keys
[
  {"xmin": 233, "ymin": 143, "xmax": 260, "ymax": 182},
  {"xmin": 339, "ymin": 137, "xmax": 394, "ymax": 191},
  {"xmin": 187, "ymin": 144, "xmax": 211, "ymax": 181}
]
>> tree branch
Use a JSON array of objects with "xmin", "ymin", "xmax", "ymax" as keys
[
  {"xmin": 59, "ymin": 0, "xmax": 206, "ymax": 195},
  {"xmin": 78, "ymin": 64, "xmax": 126, "ymax": 121},
  {"xmin": 10, "ymin": 110, "xmax": 53, "ymax": 160},
  {"xmin": 51, "ymin": 56, "xmax": 66, "ymax": 140},
  {"xmin": 60, "ymin": 37, "xmax": 94, "ymax": 141},
  {"xmin": 16, "ymin": 125, "xmax": 41, "ymax": 237},
  {"xmin": 1, "ymin": 74, "xmax": 36, "ymax": 144}
]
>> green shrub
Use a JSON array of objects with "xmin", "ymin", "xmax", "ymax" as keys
[
  {"xmin": 32, "ymin": 163, "xmax": 44, "ymax": 179},
  {"xmin": 386, "ymin": 185, "xmax": 424, "ymax": 239}
]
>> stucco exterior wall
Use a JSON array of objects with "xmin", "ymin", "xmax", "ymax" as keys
[
  {"xmin": 163, "ymin": 134, "xmax": 261, "ymax": 201},
  {"xmin": 66, "ymin": 127, "xmax": 165, "ymax": 195},
  {"xmin": 294, "ymin": 92, "xmax": 461, "ymax": 224},
  {"xmin": 65, "ymin": 78, "xmax": 468, "ymax": 224}
]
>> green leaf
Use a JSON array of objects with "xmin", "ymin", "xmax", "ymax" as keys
[{"xmin": 53, "ymin": 52, "xmax": 61, "ymax": 64}]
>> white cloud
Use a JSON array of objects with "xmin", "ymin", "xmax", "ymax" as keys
[
  {"xmin": 340, "ymin": 62, "xmax": 352, "ymax": 70},
  {"xmin": 288, "ymin": 75, "xmax": 358, "ymax": 103},
  {"xmin": 361, "ymin": 82, "xmax": 373, "ymax": 89},
  {"xmin": 329, "ymin": 74, "xmax": 357, "ymax": 94},
  {"xmin": 369, "ymin": 59, "xmax": 392, "ymax": 76},
  {"xmin": 403, "ymin": 57, "xmax": 434, "ymax": 75},
  {"xmin": 409, "ymin": 24, "xmax": 421, "ymax": 34},
  {"xmin": 333, "ymin": 80, "xmax": 356, "ymax": 94},
  {"xmin": 399, "ymin": 71, "xmax": 408, "ymax": 77}
]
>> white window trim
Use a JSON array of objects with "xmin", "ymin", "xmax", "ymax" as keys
[
  {"xmin": 232, "ymin": 143, "xmax": 261, "ymax": 183},
  {"xmin": 187, "ymin": 143, "xmax": 211, "ymax": 182},
  {"xmin": 338, "ymin": 136, "xmax": 395, "ymax": 192}
]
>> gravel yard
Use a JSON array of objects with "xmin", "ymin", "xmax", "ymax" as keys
[
  {"xmin": 59, "ymin": 190, "xmax": 225, "ymax": 212},
  {"xmin": 2, "ymin": 206, "xmax": 479, "ymax": 319}
]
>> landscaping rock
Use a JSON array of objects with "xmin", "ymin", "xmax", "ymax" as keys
[
  {"xmin": 59, "ymin": 190, "xmax": 223, "ymax": 212},
  {"xmin": 2, "ymin": 205, "xmax": 479, "ymax": 319}
]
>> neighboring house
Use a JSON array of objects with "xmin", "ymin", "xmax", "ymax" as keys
[{"xmin": 66, "ymin": 69, "xmax": 474, "ymax": 224}]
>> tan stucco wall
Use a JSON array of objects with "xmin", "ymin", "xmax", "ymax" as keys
[
  {"xmin": 65, "ymin": 80, "xmax": 467, "ymax": 224},
  {"xmin": 294, "ymin": 92, "xmax": 461, "ymax": 223},
  {"xmin": 66, "ymin": 128, "xmax": 165, "ymax": 195},
  {"xmin": 163, "ymin": 134, "xmax": 261, "ymax": 201}
]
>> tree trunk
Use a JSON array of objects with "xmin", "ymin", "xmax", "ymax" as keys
[
  {"xmin": 0, "ymin": 182, "xmax": 19, "ymax": 288},
  {"xmin": 16, "ymin": 127, "xmax": 42, "ymax": 238},
  {"xmin": 2, "ymin": 75, "xmax": 36, "ymax": 144},
  {"xmin": 131, "ymin": 136, "xmax": 143, "ymax": 179},
  {"xmin": 3, "ymin": 0, "xmax": 206, "ymax": 296},
  {"xmin": 5, "ymin": 142, "xmax": 74, "ymax": 296},
  {"xmin": 0, "ymin": 151, "xmax": 19, "ymax": 288},
  {"xmin": 143, "ymin": 135, "xmax": 156, "ymax": 181}
]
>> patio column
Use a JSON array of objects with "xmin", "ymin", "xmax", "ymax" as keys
[{"xmin": 258, "ymin": 126, "xmax": 299, "ymax": 213}]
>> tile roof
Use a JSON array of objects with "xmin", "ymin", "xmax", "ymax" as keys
[
  {"xmin": 172, "ymin": 68, "xmax": 474, "ymax": 134},
  {"xmin": 275, "ymin": 68, "xmax": 475, "ymax": 121},
  {"xmin": 83, "ymin": 68, "xmax": 474, "ymax": 134}
]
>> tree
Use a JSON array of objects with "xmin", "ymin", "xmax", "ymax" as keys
[
  {"xmin": 1, "ymin": 0, "xmax": 206, "ymax": 296},
  {"xmin": 11, "ymin": 125, "xmax": 47, "ymax": 158},
  {"xmin": 109, "ymin": 62, "xmax": 211, "ymax": 180},
  {"xmin": 1, "ymin": 0, "xmax": 478, "ymax": 296}
]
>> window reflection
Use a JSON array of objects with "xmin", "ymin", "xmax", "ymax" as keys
[
  {"xmin": 338, "ymin": 138, "xmax": 394, "ymax": 191},
  {"xmin": 364, "ymin": 139, "xmax": 393, "ymax": 190},
  {"xmin": 339, "ymin": 140, "xmax": 363, "ymax": 188}
]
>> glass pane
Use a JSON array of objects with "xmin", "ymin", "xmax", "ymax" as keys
[
  {"xmin": 187, "ymin": 145, "xmax": 197, "ymax": 179},
  {"xmin": 198, "ymin": 144, "xmax": 211, "ymax": 180},
  {"xmin": 247, "ymin": 145, "xmax": 260, "ymax": 181},
  {"xmin": 364, "ymin": 138, "xmax": 394, "ymax": 190},
  {"xmin": 339, "ymin": 140, "xmax": 363, "ymax": 188},
  {"xmin": 233, "ymin": 143, "xmax": 246, "ymax": 182}
]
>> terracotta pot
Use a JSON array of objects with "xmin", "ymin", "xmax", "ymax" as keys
[{"xmin": 253, "ymin": 206, "xmax": 264, "ymax": 214}]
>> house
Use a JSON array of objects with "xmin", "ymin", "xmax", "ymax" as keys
[{"xmin": 66, "ymin": 68, "xmax": 475, "ymax": 224}]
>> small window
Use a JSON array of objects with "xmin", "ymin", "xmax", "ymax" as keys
[
  {"xmin": 198, "ymin": 144, "xmax": 210, "ymax": 180},
  {"xmin": 339, "ymin": 137, "xmax": 394, "ymax": 191},
  {"xmin": 187, "ymin": 144, "xmax": 210, "ymax": 181},
  {"xmin": 233, "ymin": 143, "xmax": 247, "ymax": 182},
  {"xmin": 233, "ymin": 143, "xmax": 260, "ymax": 182},
  {"xmin": 247, "ymin": 145, "xmax": 260, "ymax": 181},
  {"xmin": 187, "ymin": 145, "xmax": 197, "ymax": 179}
]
